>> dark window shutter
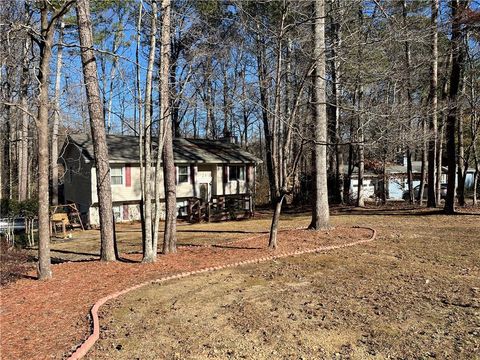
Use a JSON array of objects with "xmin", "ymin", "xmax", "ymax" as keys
[{"xmin": 125, "ymin": 164, "xmax": 131, "ymax": 187}]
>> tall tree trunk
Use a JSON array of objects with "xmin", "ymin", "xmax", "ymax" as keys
[
  {"xmin": 18, "ymin": 38, "xmax": 30, "ymax": 202},
  {"xmin": 356, "ymin": 85, "xmax": 365, "ymax": 208},
  {"xmin": 327, "ymin": 0, "xmax": 342, "ymax": 204},
  {"xmin": 471, "ymin": 73, "xmax": 479, "ymax": 206},
  {"xmin": 457, "ymin": 74, "xmax": 466, "ymax": 206},
  {"xmin": 444, "ymin": 0, "xmax": 466, "ymax": 214},
  {"xmin": 419, "ymin": 118, "xmax": 427, "ymax": 204},
  {"xmin": 256, "ymin": 29, "xmax": 276, "ymax": 204},
  {"xmin": 272, "ymin": 10, "xmax": 286, "ymax": 194},
  {"xmin": 343, "ymin": 118, "xmax": 354, "ymax": 203},
  {"xmin": 437, "ymin": 53, "xmax": 451, "ymax": 204},
  {"xmin": 51, "ymin": 20, "xmax": 64, "ymax": 206},
  {"xmin": 436, "ymin": 116, "xmax": 445, "ymax": 204},
  {"xmin": 427, "ymin": 0, "xmax": 438, "ymax": 208},
  {"xmin": 36, "ymin": 5, "xmax": 56, "ymax": 280},
  {"xmin": 309, "ymin": 0, "xmax": 329, "ymax": 230},
  {"xmin": 160, "ymin": 0, "xmax": 177, "ymax": 254},
  {"xmin": 403, "ymin": 0, "xmax": 414, "ymax": 205},
  {"xmin": 136, "ymin": 0, "xmax": 145, "ymax": 244},
  {"xmin": 268, "ymin": 194, "xmax": 284, "ymax": 249},
  {"xmin": 142, "ymin": 0, "xmax": 157, "ymax": 263},
  {"xmin": 355, "ymin": 4, "xmax": 365, "ymax": 208},
  {"xmin": 76, "ymin": 0, "xmax": 116, "ymax": 260}
]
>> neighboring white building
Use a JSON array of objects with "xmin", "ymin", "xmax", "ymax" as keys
[
  {"xmin": 350, "ymin": 160, "xmax": 476, "ymax": 201},
  {"xmin": 60, "ymin": 134, "xmax": 262, "ymax": 226}
]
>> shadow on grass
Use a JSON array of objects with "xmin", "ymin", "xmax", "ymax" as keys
[{"xmin": 211, "ymin": 244, "xmax": 264, "ymax": 250}]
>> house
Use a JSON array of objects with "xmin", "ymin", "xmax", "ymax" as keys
[
  {"xmin": 59, "ymin": 134, "xmax": 262, "ymax": 226},
  {"xmin": 350, "ymin": 158, "xmax": 476, "ymax": 201}
]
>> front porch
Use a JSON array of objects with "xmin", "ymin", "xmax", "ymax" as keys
[{"xmin": 184, "ymin": 194, "xmax": 254, "ymax": 223}]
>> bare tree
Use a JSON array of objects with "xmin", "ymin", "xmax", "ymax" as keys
[{"xmin": 76, "ymin": 0, "xmax": 116, "ymax": 260}]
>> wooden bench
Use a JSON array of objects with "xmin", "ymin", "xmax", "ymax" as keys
[{"xmin": 51, "ymin": 212, "xmax": 70, "ymax": 237}]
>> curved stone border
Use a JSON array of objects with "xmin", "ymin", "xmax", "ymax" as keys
[{"xmin": 67, "ymin": 226, "xmax": 376, "ymax": 359}]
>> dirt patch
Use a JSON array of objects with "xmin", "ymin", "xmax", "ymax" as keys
[
  {"xmin": 0, "ymin": 220, "xmax": 369, "ymax": 360},
  {"xmin": 86, "ymin": 213, "xmax": 480, "ymax": 360}
]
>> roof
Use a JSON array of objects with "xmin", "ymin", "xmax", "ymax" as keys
[{"xmin": 65, "ymin": 134, "xmax": 262, "ymax": 165}]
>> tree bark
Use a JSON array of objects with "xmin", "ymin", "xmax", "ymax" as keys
[
  {"xmin": 160, "ymin": 0, "xmax": 177, "ymax": 254},
  {"xmin": 327, "ymin": 0, "xmax": 342, "ymax": 204},
  {"xmin": 402, "ymin": 0, "xmax": 415, "ymax": 205},
  {"xmin": 76, "ymin": 0, "xmax": 116, "ymax": 260},
  {"xmin": 142, "ymin": 0, "xmax": 157, "ymax": 263},
  {"xmin": 51, "ymin": 20, "xmax": 64, "ymax": 206},
  {"xmin": 309, "ymin": 0, "xmax": 329, "ymax": 230},
  {"xmin": 418, "ymin": 118, "xmax": 427, "ymax": 205},
  {"xmin": 427, "ymin": 0, "xmax": 438, "ymax": 208},
  {"xmin": 36, "ymin": 5, "xmax": 56, "ymax": 280},
  {"xmin": 457, "ymin": 74, "xmax": 466, "ymax": 206},
  {"xmin": 256, "ymin": 29, "xmax": 276, "ymax": 205},
  {"xmin": 356, "ymin": 85, "xmax": 365, "ymax": 208},
  {"xmin": 268, "ymin": 194, "xmax": 285, "ymax": 249},
  {"xmin": 18, "ymin": 38, "xmax": 30, "ymax": 202},
  {"xmin": 444, "ymin": 0, "xmax": 466, "ymax": 214},
  {"xmin": 136, "ymin": 0, "xmax": 145, "ymax": 245},
  {"xmin": 436, "ymin": 52, "xmax": 451, "ymax": 204}
]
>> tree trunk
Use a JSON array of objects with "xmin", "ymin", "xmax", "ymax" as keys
[
  {"xmin": 136, "ymin": 0, "xmax": 145, "ymax": 244},
  {"xmin": 309, "ymin": 0, "xmax": 329, "ymax": 230},
  {"xmin": 444, "ymin": 0, "xmax": 466, "ymax": 214},
  {"xmin": 403, "ymin": 0, "xmax": 415, "ymax": 205},
  {"xmin": 355, "ymin": 4, "xmax": 365, "ymax": 208},
  {"xmin": 471, "ymin": 73, "xmax": 479, "ymax": 206},
  {"xmin": 343, "ymin": 118, "xmax": 354, "ymax": 203},
  {"xmin": 457, "ymin": 75, "xmax": 466, "ymax": 206},
  {"xmin": 418, "ymin": 118, "xmax": 427, "ymax": 205},
  {"xmin": 436, "ymin": 116, "xmax": 445, "ymax": 204},
  {"xmin": 406, "ymin": 150, "xmax": 414, "ymax": 203},
  {"xmin": 51, "ymin": 20, "xmax": 64, "ymax": 206},
  {"xmin": 256, "ymin": 29, "xmax": 276, "ymax": 205},
  {"xmin": 356, "ymin": 85, "xmax": 365, "ymax": 208},
  {"xmin": 268, "ymin": 194, "xmax": 285, "ymax": 249},
  {"xmin": 436, "ymin": 53, "xmax": 451, "ymax": 205},
  {"xmin": 76, "ymin": 0, "xmax": 116, "ymax": 260},
  {"xmin": 18, "ymin": 38, "xmax": 30, "ymax": 202},
  {"xmin": 427, "ymin": 0, "xmax": 438, "ymax": 208},
  {"xmin": 36, "ymin": 5, "xmax": 56, "ymax": 280},
  {"xmin": 473, "ymin": 168, "xmax": 479, "ymax": 206},
  {"xmin": 327, "ymin": 1, "xmax": 342, "ymax": 204},
  {"xmin": 142, "ymin": 0, "xmax": 157, "ymax": 263},
  {"xmin": 160, "ymin": 0, "xmax": 177, "ymax": 254}
]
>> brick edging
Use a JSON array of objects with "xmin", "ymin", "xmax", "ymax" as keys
[{"xmin": 66, "ymin": 226, "xmax": 376, "ymax": 359}]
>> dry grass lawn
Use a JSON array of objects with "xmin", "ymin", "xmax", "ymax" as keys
[{"xmin": 84, "ymin": 208, "xmax": 480, "ymax": 360}]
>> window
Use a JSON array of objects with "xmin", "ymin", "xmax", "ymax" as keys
[
  {"xmin": 229, "ymin": 165, "xmax": 245, "ymax": 181},
  {"xmin": 110, "ymin": 166, "xmax": 123, "ymax": 185},
  {"xmin": 177, "ymin": 166, "xmax": 189, "ymax": 183}
]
